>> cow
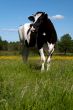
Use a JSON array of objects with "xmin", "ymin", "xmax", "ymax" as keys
[{"xmin": 18, "ymin": 11, "xmax": 57, "ymax": 71}]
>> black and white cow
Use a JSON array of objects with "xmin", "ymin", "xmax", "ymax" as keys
[{"xmin": 18, "ymin": 12, "xmax": 57, "ymax": 71}]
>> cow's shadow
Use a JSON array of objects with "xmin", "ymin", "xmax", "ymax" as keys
[{"xmin": 28, "ymin": 62, "xmax": 41, "ymax": 70}]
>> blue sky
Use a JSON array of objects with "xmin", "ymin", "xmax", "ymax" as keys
[{"xmin": 0, "ymin": 0, "xmax": 73, "ymax": 41}]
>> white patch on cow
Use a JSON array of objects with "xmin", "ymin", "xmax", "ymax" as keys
[
  {"xmin": 34, "ymin": 13, "xmax": 42, "ymax": 22},
  {"xmin": 47, "ymin": 56, "xmax": 51, "ymax": 71},
  {"xmin": 47, "ymin": 43, "xmax": 54, "ymax": 53},
  {"xmin": 18, "ymin": 23, "xmax": 34, "ymax": 44},
  {"xmin": 43, "ymin": 32, "xmax": 46, "ymax": 36},
  {"xmin": 23, "ymin": 23, "xmax": 31, "ymax": 42},
  {"xmin": 18, "ymin": 25, "xmax": 24, "ymax": 41},
  {"xmin": 39, "ymin": 48, "xmax": 46, "ymax": 71}
]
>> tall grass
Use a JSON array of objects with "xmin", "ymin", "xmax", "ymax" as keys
[{"xmin": 0, "ymin": 57, "xmax": 73, "ymax": 110}]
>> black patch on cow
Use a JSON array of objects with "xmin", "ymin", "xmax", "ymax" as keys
[{"xmin": 29, "ymin": 31, "xmax": 37, "ymax": 47}]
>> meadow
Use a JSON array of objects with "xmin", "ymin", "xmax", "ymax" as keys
[{"xmin": 0, "ymin": 56, "xmax": 73, "ymax": 110}]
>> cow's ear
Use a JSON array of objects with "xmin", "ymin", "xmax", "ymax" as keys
[
  {"xmin": 45, "ymin": 14, "xmax": 48, "ymax": 18},
  {"xmin": 28, "ymin": 16, "xmax": 35, "ymax": 22}
]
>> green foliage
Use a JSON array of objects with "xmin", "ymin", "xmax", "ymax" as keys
[
  {"xmin": 0, "ymin": 58, "xmax": 73, "ymax": 110},
  {"xmin": 58, "ymin": 34, "xmax": 73, "ymax": 54},
  {"xmin": 8, "ymin": 41, "xmax": 20, "ymax": 51}
]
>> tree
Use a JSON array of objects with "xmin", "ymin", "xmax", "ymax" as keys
[
  {"xmin": 58, "ymin": 34, "xmax": 73, "ymax": 54},
  {"xmin": 0, "ymin": 36, "xmax": 2, "ymax": 41},
  {"xmin": 0, "ymin": 36, "xmax": 8, "ymax": 50},
  {"xmin": 2, "ymin": 40, "xmax": 8, "ymax": 50}
]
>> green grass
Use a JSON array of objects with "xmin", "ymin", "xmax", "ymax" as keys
[{"xmin": 0, "ymin": 57, "xmax": 73, "ymax": 110}]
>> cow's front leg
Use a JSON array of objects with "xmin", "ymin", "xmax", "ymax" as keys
[
  {"xmin": 47, "ymin": 55, "xmax": 51, "ymax": 71},
  {"xmin": 39, "ymin": 48, "xmax": 46, "ymax": 71},
  {"xmin": 47, "ymin": 43, "xmax": 54, "ymax": 71}
]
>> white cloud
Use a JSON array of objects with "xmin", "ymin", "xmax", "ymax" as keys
[
  {"xmin": 51, "ymin": 15, "xmax": 64, "ymax": 20},
  {"xmin": 0, "ymin": 28, "xmax": 17, "ymax": 32}
]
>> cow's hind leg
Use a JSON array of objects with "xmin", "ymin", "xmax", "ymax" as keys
[
  {"xmin": 39, "ymin": 48, "xmax": 46, "ymax": 71},
  {"xmin": 18, "ymin": 26, "xmax": 29, "ymax": 62},
  {"xmin": 47, "ymin": 43, "xmax": 54, "ymax": 71}
]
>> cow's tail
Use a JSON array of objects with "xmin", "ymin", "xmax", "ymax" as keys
[{"xmin": 18, "ymin": 26, "xmax": 29, "ymax": 62}]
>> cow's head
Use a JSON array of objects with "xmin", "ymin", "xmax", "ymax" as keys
[
  {"xmin": 28, "ymin": 12, "xmax": 48, "ymax": 31},
  {"xmin": 28, "ymin": 12, "xmax": 43, "ymax": 22}
]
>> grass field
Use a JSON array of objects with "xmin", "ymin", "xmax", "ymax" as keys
[{"xmin": 0, "ymin": 56, "xmax": 73, "ymax": 110}]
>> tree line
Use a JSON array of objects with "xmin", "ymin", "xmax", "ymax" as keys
[
  {"xmin": 0, "ymin": 33, "xmax": 73, "ymax": 55},
  {"xmin": 0, "ymin": 36, "xmax": 20, "ymax": 51}
]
